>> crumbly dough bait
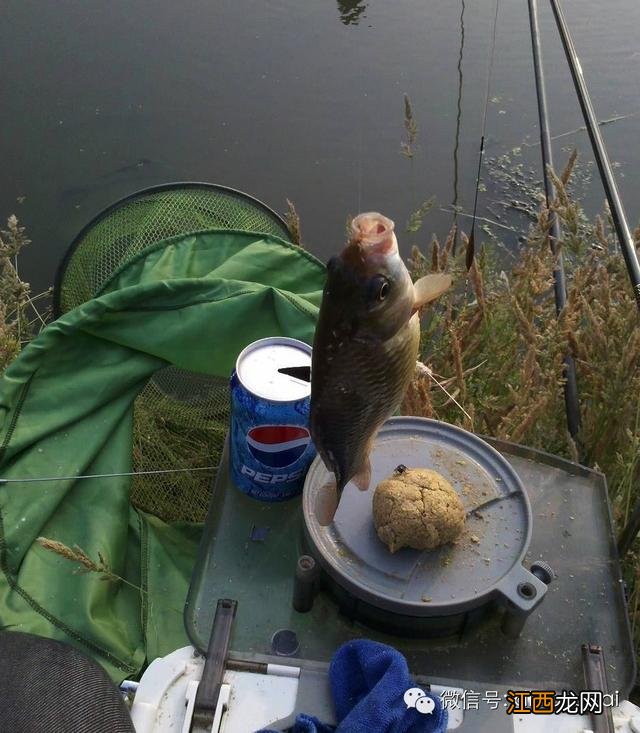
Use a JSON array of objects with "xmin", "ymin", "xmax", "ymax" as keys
[{"xmin": 372, "ymin": 468, "xmax": 465, "ymax": 553}]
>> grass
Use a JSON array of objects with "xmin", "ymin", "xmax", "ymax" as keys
[
  {"xmin": 0, "ymin": 215, "xmax": 51, "ymax": 364},
  {"xmin": 401, "ymin": 93, "xmax": 418, "ymax": 160}
]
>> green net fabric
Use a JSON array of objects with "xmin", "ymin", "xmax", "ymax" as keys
[{"xmin": 53, "ymin": 184, "xmax": 292, "ymax": 523}]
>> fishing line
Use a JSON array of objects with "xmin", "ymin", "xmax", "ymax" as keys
[
  {"xmin": 467, "ymin": 0, "xmax": 500, "ymax": 270},
  {"xmin": 356, "ymin": 25, "xmax": 365, "ymax": 215},
  {"xmin": 451, "ymin": 0, "xmax": 466, "ymax": 255},
  {"xmin": 357, "ymin": 118, "xmax": 363, "ymax": 213},
  {"xmin": 0, "ymin": 465, "xmax": 217, "ymax": 485}
]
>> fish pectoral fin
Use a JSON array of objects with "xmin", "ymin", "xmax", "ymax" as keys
[
  {"xmin": 351, "ymin": 456, "xmax": 372, "ymax": 492},
  {"xmin": 315, "ymin": 479, "xmax": 339, "ymax": 527},
  {"xmin": 412, "ymin": 273, "xmax": 452, "ymax": 308}
]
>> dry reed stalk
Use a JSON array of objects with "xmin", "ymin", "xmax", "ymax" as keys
[
  {"xmin": 463, "ymin": 403, "xmax": 475, "ymax": 433},
  {"xmin": 567, "ymin": 434, "xmax": 580, "ymax": 463},
  {"xmin": 509, "ymin": 395, "xmax": 550, "ymax": 443},
  {"xmin": 560, "ymin": 148, "xmax": 578, "ymax": 185},
  {"xmin": 511, "ymin": 295, "xmax": 537, "ymax": 344},
  {"xmin": 402, "ymin": 373, "xmax": 434, "ymax": 418},
  {"xmin": 401, "ymin": 94, "xmax": 418, "ymax": 159},
  {"xmin": 414, "ymin": 361, "xmax": 474, "ymax": 425},
  {"xmin": 450, "ymin": 329, "xmax": 466, "ymax": 403},
  {"xmin": 36, "ymin": 537, "xmax": 118, "ymax": 581},
  {"xmin": 440, "ymin": 225, "xmax": 456, "ymax": 271},
  {"xmin": 469, "ymin": 259, "xmax": 486, "ymax": 313},
  {"xmin": 409, "ymin": 244, "xmax": 426, "ymax": 277},
  {"xmin": 36, "ymin": 537, "xmax": 147, "ymax": 595},
  {"xmin": 622, "ymin": 330, "xmax": 640, "ymax": 375},
  {"xmin": 458, "ymin": 310, "xmax": 485, "ymax": 352},
  {"xmin": 521, "ymin": 345, "xmax": 539, "ymax": 388},
  {"xmin": 285, "ymin": 199, "xmax": 302, "ymax": 246},
  {"xmin": 596, "ymin": 216, "xmax": 610, "ymax": 252},
  {"xmin": 431, "ymin": 238, "xmax": 440, "ymax": 273},
  {"xmin": 580, "ymin": 296, "xmax": 608, "ymax": 352},
  {"xmin": 567, "ymin": 331, "xmax": 585, "ymax": 362}
]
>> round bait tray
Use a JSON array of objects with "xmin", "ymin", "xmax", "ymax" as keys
[{"xmin": 302, "ymin": 417, "xmax": 547, "ymax": 623}]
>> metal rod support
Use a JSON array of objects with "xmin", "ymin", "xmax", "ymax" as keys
[
  {"xmin": 527, "ymin": 0, "xmax": 581, "ymax": 442},
  {"xmin": 581, "ymin": 644, "xmax": 615, "ymax": 733},
  {"xmin": 551, "ymin": 0, "xmax": 640, "ymax": 554},
  {"xmin": 292, "ymin": 554, "xmax": 320, "ymax": 613},
  {"xmin": 549, "ymin": 0, "xmax": 640, "ymax": 309},
  {"xmin": 191, "ymin": 598, "xmax": 237, "ymax": 730},
  {"xmin": 549, "ymin": 0, "xmax": 640, "ymax": 554}
]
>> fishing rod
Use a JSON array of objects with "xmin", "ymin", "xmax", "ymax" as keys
[
  {"xmin": 527, "ymin": 0, "xmax": 581, "ymax": 443},
  {"xmin": 465, "ymin": 0, "xmax": 500, "ymax": 269},
  {"xmin": 546, "ymin": 0, "xmax": 640, "ymax": 555},
  {"xmin": 549, "ymin": 0, "xmax": 640, "ymax": 310}
]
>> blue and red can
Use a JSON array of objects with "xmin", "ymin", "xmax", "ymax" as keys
[{"xmin": 230, "ymin": 337, "xmax": 316, "ymax": 501}]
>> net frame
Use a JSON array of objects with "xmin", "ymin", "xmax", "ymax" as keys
[{"xmin": 52, "ymin": 181, "xmax": 291, "ymax": 317}]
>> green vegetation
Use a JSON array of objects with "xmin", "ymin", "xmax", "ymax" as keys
[
  {"xmin": 401, "ymin": 93, "xmax": 418, "ymax": 160},
  {"xmin": 0, "ymin": 215, "xmax": 51, "ymax": 367}
]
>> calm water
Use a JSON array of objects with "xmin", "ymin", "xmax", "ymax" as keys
[{"xmin": 2, "ymin": 0, "xmax": 640, "ymax": 295}]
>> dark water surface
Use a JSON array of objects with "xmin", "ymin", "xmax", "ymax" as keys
[{"xmin": 2, "ymin": 0, "xmax": 640, "ymax": 294}]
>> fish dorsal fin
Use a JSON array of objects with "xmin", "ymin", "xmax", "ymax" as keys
[{"xmin": 412, "ymin": 273, "xmax": 452, "ymax": 308}]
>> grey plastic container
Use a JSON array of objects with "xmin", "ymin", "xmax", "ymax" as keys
[
  {"xmin": 302, "ymin": 417, "xmax": 548, "ymax": 631},
  {"xmin": 184, "ymin": 431, "xmax": 635, "ymax": 694}
]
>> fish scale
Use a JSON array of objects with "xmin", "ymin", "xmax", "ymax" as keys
[
  {"xmin": 309, "ymin": 211, "xmax": 450, "ymax": 523},
  {"xmin": 311, "ymin": 315, "xmax": 420, "ymax": 490}
]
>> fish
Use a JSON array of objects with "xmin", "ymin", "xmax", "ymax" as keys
[{"xmin": 309, "ymin": 212, "xmax": 451, "ymax": 525}]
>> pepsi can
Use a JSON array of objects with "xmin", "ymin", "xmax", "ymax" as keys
[{"xmin": 230, "ymin": 337, "xmax": 316, "ymax": 501}]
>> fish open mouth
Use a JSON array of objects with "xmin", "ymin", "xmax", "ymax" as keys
[{"xmin": 350, "ymin": 212, "xmax": 396, "ymax": 255}]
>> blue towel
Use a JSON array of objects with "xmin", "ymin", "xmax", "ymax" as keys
[{"xmin": 258, "ymin": 640, "xmax": 447, "ymax": 733}]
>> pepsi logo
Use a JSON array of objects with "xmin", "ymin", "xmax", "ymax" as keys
[{"xmin": 246, "ymin": 425, "xmax": 311, "ymax": 468}]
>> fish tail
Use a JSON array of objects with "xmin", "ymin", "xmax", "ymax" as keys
[
  {"xmin": 351, "ymin": 455, "xmax": 372, "ymax": 492},
  {"xmin": 314, "ymin": 456, "xmax": 373, "ymax": 527},
  {"xmin": 315, "ymin": 478, "xmax": 340, "ymax": 526}
]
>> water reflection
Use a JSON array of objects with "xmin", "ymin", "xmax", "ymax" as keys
[{"xmin": 337, "ymin": 0, "xmax": 367, "ymax": 25}]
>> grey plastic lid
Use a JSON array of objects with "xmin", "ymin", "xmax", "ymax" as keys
[{"xmin": 302, "ymin": 417, "xmax": 547, "ymax": 617}]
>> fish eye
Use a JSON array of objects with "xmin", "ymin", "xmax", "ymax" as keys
[{"xmin": 368, "ymin": 275, "xmax": 390, "ymax": 302}]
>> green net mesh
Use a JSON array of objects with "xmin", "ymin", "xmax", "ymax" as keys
[
  {"xmin": 55, "ymin": 185, "xmax": 290, "ymax": 314},
  {"xmin": 54, "ymin": 184, "xmax": 291, "ymax": 523},
  {"xmin": 131, "ymin": 366, "xmax": 230, "ymax": 523}
]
